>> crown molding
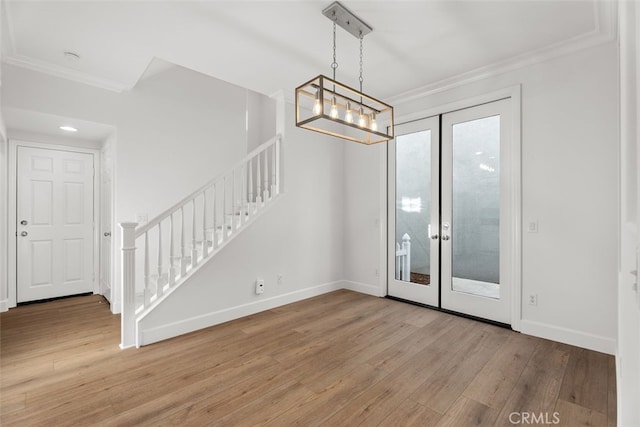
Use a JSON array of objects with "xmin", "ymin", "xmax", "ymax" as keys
[
  {"xmin": 385, "ymin": 0, "xmax": 618, "ymax": 105},
  {"xmin": 3, "ymin": 53, "xmax": 129, "ymax": 93}
]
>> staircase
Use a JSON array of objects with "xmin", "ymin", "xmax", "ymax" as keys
[{"xmin": 120, "ymin": 135, "xmax": 281, "ymax": 348}]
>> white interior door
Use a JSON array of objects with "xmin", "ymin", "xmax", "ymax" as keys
[
  {"xmin": 388, "ymin": 117, "xmax": 440, "ymax": 306},
  {"xmin": 17, "ymin": 146, "xmax": 95, "ymax": 303},
  {"xmin": 440, "ymin": 99, "xmax": 512, "ymax": 324}
]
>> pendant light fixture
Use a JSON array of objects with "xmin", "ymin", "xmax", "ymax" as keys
[{"xmin": 295, "ymin": 2, "xmax": 394, "ymax": 145}]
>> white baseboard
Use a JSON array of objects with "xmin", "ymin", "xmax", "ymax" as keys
[
  {"xmin": 342, "ymin": 280, "xmax": 385, "ymax": 297},
  {"xmin": 0, "ymin": 299, "xmax": 8, "ymax": 312},
  {"xmin": 520, "ymin": 319, "xmax": 616, "ymax": 355},
  {"xmin": 138, "ymin": 280, "xmax": 343, "ymax": 346}
]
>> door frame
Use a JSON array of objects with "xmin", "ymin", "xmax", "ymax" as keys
[
  {"xmin": 8, "ymin": 139, "xmax": 101, "ymax": 308},
  {"xmin": 383, "ymin": 85, "xmax": 522, "ymax": 331}
]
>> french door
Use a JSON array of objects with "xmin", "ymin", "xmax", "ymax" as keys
[{"xmin": 388, "ymin": 98, "xmax": 513, "ymax": 324}]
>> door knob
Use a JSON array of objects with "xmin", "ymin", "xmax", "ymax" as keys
[
  {"xmin": 20, "ymin": 231, "xmax": 28, "ymax": 237},
  {"xmin": 104, "ymin": 232, "xmax": 111, "ymax": 237},
  {"xmin": 442, "ymin": 235, "xmax": 450, "ymax": 241},
  {"xmin": 20, "ymin": 220, "xmax": 28, "ymax": 225},
  {"xmin": 430, "ymin": 234, "xmax": 439, "ymax": 240}
]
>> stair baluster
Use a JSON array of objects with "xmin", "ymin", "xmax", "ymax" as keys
[
  {"xmin": 248, "ymin": 158, "xmax": 254, "ymax": 216},
  {"xmin": 256, "ymin": 152, "xmax": 262, "ymax": 207},
  {"xmin": 180, "ymin": 206, "xmax": 186, "ymax": 277},
  {"xmin": 263, "ymin": 149, "xmax": 269, "ymax": 202},
  {"xmin": 144, "ymin": 231, "xmax": 151, "ymax": 308},
  {"xmin": 191, "ymin": 199, "xmax": 198, "ymax": 268},
  {"xmin": 156, "ymin": 223, "xmax": 164, "ymax": 298},
  {"xmin": 201, "ymin": 191, "xmax": 208, "ymax": 258},
  {"xmin": 168, "ymin": 213, "xmax": 176, "ymax": 286}
]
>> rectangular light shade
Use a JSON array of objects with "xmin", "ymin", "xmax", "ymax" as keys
[{"xmin": 295, "ymin": 75, "xmax": 394, "ymax": 145}]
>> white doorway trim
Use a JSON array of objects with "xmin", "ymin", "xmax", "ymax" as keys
[
  {"xmin": 383, "ymin": 85, "xmax": 522, "ymax": 331},
  {"xmin": 7, "ymin": 139, "xmax": 101, "ymax": 308}
]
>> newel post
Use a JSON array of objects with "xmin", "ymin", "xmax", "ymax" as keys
[{"xmin": 120, "ymin": 222, "xmax": 138, "ymax": 349}]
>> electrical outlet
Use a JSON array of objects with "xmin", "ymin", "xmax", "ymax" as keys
[
  {"xmin": 528, "ymin": 221, "xmax": 538, "ymax": 233},
  {"xmin": 528, "ymin": 294, "xmax": 538, "ymax": 306},
  {"xmin": 136, "ymin": 213, "xmax": 148, "ymax": 223},
  {"xmin": 375, "ymin": 268, "xmax": 379, "ymax": 277},
  {"xmin": 277, "ymin": 274, "xmax": 283, "ymax": 285},
  {"xmin": 255, "ymin": 279, "xmax": 265, "ymax": 295}
]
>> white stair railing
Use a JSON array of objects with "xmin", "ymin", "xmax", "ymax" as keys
[{"xmin": 120, "ymin": 135, "xmax": 281, "ymax": 348}]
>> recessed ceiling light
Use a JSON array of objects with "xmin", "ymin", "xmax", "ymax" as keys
[
  {"xmin": 60, "ymin": 126, "xmax": 78, "ymax": 132},
  {"xmin": 63, "ymin": 51, "xmax": 80, "ymax": 61}
]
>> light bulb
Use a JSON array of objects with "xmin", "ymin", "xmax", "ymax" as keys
[
  {"xmin": 329, "ymin": 97, "xmax": 339, "ymax": 119},
  {"xmin": 313, "ymin": 100, "xmax": 322, "ymax": 115},
  {"xmin": 312, "ymin": 90, "xmax": 322, "ymax": 115},
  {"xmin": 370, "ymin": 113, "xmax": 378, "ymax": 131},
  {"xmin": 358, "ymin": 108, "xmax": 367, "ymax": 127},
  {"xmin": 344, "ymin": 102, "xmax": 354, "ymax": 123}
]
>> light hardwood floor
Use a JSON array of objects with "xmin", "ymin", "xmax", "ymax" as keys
[{"xmin": 1, "ymin": 290, "xmax": 615, "ymax": 426}]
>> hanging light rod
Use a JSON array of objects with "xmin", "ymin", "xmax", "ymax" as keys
[{"xmin": 321, "ymin": 2, "xmax": 372, "ymax": 39}]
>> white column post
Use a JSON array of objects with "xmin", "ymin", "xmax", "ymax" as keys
[
  {"xmin": 120, "ymin": 222, "xmax": 138, "ymax": 349},
  {"xmin": 395, "ymin": 242, "xmax": 401, "ymax": 280},
  {"xmin": 402, "ymin": 233, "xmax": 411, "ymax": 281}
]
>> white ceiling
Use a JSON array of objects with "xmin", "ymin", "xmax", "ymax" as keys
[
  {"xmin": 4, "ymin": 107, "xmax": 115, "ymax": 142},
  {"xmin": 2, "ymin": 1, "xmax": 616, "ymax": 102}
]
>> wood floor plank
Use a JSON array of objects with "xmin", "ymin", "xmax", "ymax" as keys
[
  {"xmin": 0, "ymin": 291, "xmax": 616, "ymax": 426},
  {"xmin": 376, "ymin": 398, "xmax": 443, "ymax": 426},
  {"xmin": 494, "ymin": 339, "xmax": 571, "ymax": 425},
  {"xmin": 554, "ymin": 399, "xmax": 607, "ymax": 427},
  {"xmin": 558, "ymin": 346, "xmax": 609, "ymax": 414},
  {"xmin": 265, "ymin": 362, "xmax": 389, "ymax": 426},
  {"xmin": 411, "ymin": 324, "xmax": 510, "ymax": 414},
  {"xmin": 435, "ymin": 396, "xmax": 499, "ymax": 427},
  {"xmin": 463, "ymin": 332, "xmax": 539, "ymax": 409}
]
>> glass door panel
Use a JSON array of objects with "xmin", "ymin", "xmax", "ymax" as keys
[
  {"xmin": 388, "ymin": 117, "xmax": 440, "ymax": 306},
  {"xmin": 451, "ymin": 115, "xmax": 500, "ymax": 299},
  {"xmin": 441, "ymin": 99, "xmax": 511, "ymax": 324}
]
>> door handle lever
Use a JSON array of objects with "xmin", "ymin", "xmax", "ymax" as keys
[
  {"xmin": 442, "ymin": 235, "xmax": 450, "ymax": 241},
  {"xmin": 104, "ymin": 232, "xmax": 111, "ymax": 237},
  {"xmin": 21, "ymin": 231, "xmax": 28, "ymax": 237},
  {"xmin": 430, "ymin": 234, "xmax": 439, "ymax": 240}
]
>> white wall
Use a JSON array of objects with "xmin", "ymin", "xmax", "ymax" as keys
[
  {"xmin": 138, "ymin": 103, "xmax": 346, "ymax": 343},
  {"xmin": 344, "ymin": 41, "xmax": 619, "ymax": 354},
  {"xmin": 1, "ymin": 63, "xmax": 277, "ymax": 310},
  {"xmin": 618, "ymin": 1, "xmax": 640, "ymax": 425}
]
